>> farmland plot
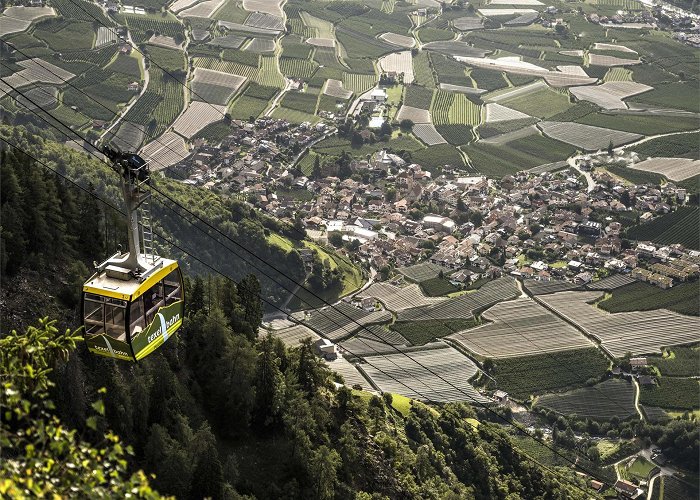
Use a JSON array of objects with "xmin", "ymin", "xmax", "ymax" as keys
[
  {"xmin": 523, "ymin": 279, "xmax": 581, "ymax": 295},
  {"xmin": 485, "ymin": 103, "xmax": 531, "ymax": 123},
  {"xmin": 538, "ymin": 121, "xmax": 642, "ymax": 151},
  {"xmin": 218, "ymin": 20, "xmax": 280, "ymax": 36},
  {"xmin": 593, "ymin": 42, "xmax": 637, "ymax": 54},
  {"xmin": 588, "ymin": 53, "xmax": 640, "ymax": 67},
  {"xmin": 242, "ymin": 0, "xmax": 282, "ymax": 17},
  {"xmin": 0, "ymin": 59, "xmax": 75, "ymax": 94},
  {"xmin": 169, "ymin": 0, "xmax": 199, "ymax": 13},
  {"xmin": 208, "ymin": 34, "xmax": 247, "ymax": 48},
  {"xmin": 398, "ymin": 262, "xmax": 444, "ymax": 282},
  {"xmin": 489, "ymin": 0, "xmax": 543, "ymax": 4},
  {"xmin": 0, "ymin": 6, "xmax": 54, "ymax": 36},
  {"xmin": 359, "ymin": 282, "xmax": 445, "ymax": 312},
  {"xmin": 413, "ymin": 123, "xmax": 447, "ymax": 145},
  {"xmin": 361, "ymin": 343, "xmax": 490, "ymax": 403},
  {"xmin": 586, "ymin": 274, "xmax": 636, "ymax": 291},
  {"xmin": 456, "ymin": 56, "xmax": 596, "ymax": 87},
  {"xmin": 378, "ymin": 51, "xmax": 414, "ymax": 84},
  {"xmin": 397, "ymin": 277, "xmax": 519, "ymax": 322},
  {"xmin": 14, "ymin": 85, "xmax": 58, "ymax": 111},
  {"xmin": 191, "ymin": 68, "xmax": 246, "ymax": 105},
  {"xmin": 302, "ymin": 301, "xmax": 392, "ymax": 341},
  {"xmin": 245, "ymin": 38, "xmax": 275, "ymax": 53},
  {"xmin": 245, "ymin": 12, "xmax": 284, "ymax": 31},
  {"xmin": 343, "ymin": 72, "xmax": 377, "ymax": 95},
  {"xmin": 96, "ymin": 26, "xmax": 117, "ymax": 47},
  {"xmin": 478, "ymin": 8, "xmax": 538, "ymax": 16},
  {"xmin": 439, "ymin": 83, "xmax": 485, "ymax": 96},
  {"xmin": 448, "ymin": 298, "xmax": 592, "ymax": 358},
  {"xmin": 306, "ymin": 37, "xmax": 335, "ymax": 47},
  {"xmin": 626, "ymin": 207, "xmax": 699, "ymax": 250},
  {"xmin": 570, "ymin": 81, "xmax": 652, "ymax": 110},
  {"xmin": 323, "ymin": 79, "xmax": 352, "ymax": 99},
  {"xmin": 149, "ymin": 35, "xmax": 183, "ymax": 50},
  {"xmin": 172, "ymin": 101, "xmax": 228, "ymax": 138},
  {"xmin": 396, "ymin": 105, "xmax": 431, "ymax": 123},
  {"xmin": 180, "ymin": 0, "xmax": 225, "ymax": 18},
  {"xmin": 0, "ymin": 16, "xmax": 31, "ymax": 36},
  {"xmin": 536, "ymin": 379, "xmax": 637, "ymax": 420},
  {"xmin": 422, "ymin": 41, "xmax": 488, "ymax": 58},
  {"xmin": 453, "ymin": 16, "xmax": 483, "ymax": 31},
  {"xmin": 379, "ymin": 32, "xmax": 415, "ymax": 48},
  {"xmin": 140, "ymin": 132, "xmax": 189, "ymax": 170},
  {"xmin": 270, "ymin": 324, "xmax": 319, "ymax": 347},
  {"xmin": 628, "ymin": 158, "xmax": 699, "ymax": 182},
  {"xmin": 539, "ymin": 291, "xmax": 700, "ymax": 357},
  {"xmin": 105, "ymin": 121, "xmax": 145, "ymax": 151}
]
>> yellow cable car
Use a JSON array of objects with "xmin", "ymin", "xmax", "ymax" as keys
[{"xmin": 82, "ymin": 148, "xmax": 184, "ymax": 361}]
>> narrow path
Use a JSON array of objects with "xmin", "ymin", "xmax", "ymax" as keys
[
  {"xmin": 632, "ymin": 377, "xmax": 644, "ymax": 421},
  {"xmin": 264, "ymin": 77, "xmax": 292, "ymax": 117}
]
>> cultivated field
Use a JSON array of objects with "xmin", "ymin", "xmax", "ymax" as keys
[
  {"xmin": 422, "ymin": 41, "xmax": 488, "ymax": 58},
  {"xmin": 598, "ymin": 281, "xmax": 699, "ymax": 317},
  {"xmin": 245, "ymin": 12, "xmax": 284, "ymax": 31},
  {"xmin": 149, "ymin": 35, "xmax": 183, "ymax": 50},
  {"xmin": 379, "ymin": 32, "xmax": 415, "ymax": 48},
  {"xmin": 539, "ymin": 291, "xmax": 700, "ymax": 357},
  {"xmin": 523, "ymin": 279, "xmax": 581, "ymax": 295},
  {"xmin": 172, "ymin": 101, "xmax": 228, "ymax": 138},
  {"xmin": 588, "ymin": 53, "xmax": 640, "ymax": 67},
  {"xmin": 270, "ymin": 323, "xmax": 319, "ymax": 347},
  {"xmin": 14, "ymin": 85, "xmax": 58, "ymax": 111},
  {"xmin": 626, "ymin": 206, "xmax": 699, "ymax": 250},
  {"xmin": 536, "ymin": 379, "xmax": 637, "ymax": 420},
  {"xmin": 478, "ymin": 8, "xmax": 538, "ymax": 16},
  {"xmin": 629, "ymin": 157, "xmax": 699, "ymax": 182},
  {"xmin": 453, "ymin": 16, "xmax": 483, "ymax": 31},
  {"xmin": 0, "ymin": 6, "xmax": 54, "ymax": 36},
  {"xmin": 361, "ymin": 343, "xmax": 490, "ymax": 403},
  {"xmin": 139, "ymin": 131, "xmax": 189, "ymax": 170},
  {"xmin": 396, "ymin": 105, "xmax": 431, "ymax": 123},
  {"xmin": 456, "ymin": 56, "xmax": 596, "ymax": 87},
  {"xmin": 378, "ymin": 51, "xmax": 414, "ymax": 84},
  {"xmin": 448, "ymin": 298, "xmax": 592, "ymax": 358},
  {"xmin": 96, "ymin": 26, "xmax": 117, "ymax": 47},
  {"xmin": 397, "ymin": 277, "xmax": 519, "ymax": 322},
  {"xmin": 243, "ymin": 0, "xmax": 283, "ymax": 17},
  {"xmin": 538, "ymin": 121, "xmax": 643, "ymax": 151},
  {"xmin": 180, "ymin": 0, "xmax": 225, "ymax": 18},
  {"xmin": 302, "ymin": 301, "xmax": 392, "ymax": 341},
  {"xmin": 397, "ymin": 262, "xmax": 444, "ymax": 282},
  {"xmin": 209, "ymin": 34, "xmax": 247, "ymax": 49},
  {"xmin": 245, "ymin": 38, "xmax": 276, "ymax": 53},
  {"xmin": 593, "ymin": 43, "xmax": 637, "ymax": 54},
  {"xmin": 485, "ymin": 103, "xmax": 531, "ymax": 123},
  {"xmin": 169, "ymin": 0, "xmax": 199, "ymax": 13},
  {"xmin": 413, "ymin": 123, "xmax": 447, "ymax": 145},
  {"xmin": 570, "ymin": 81, "xmax": 652, "ymax": 110},
  {"xmin": 323, "ymin": 79, "xmax": 352, "ymax": 99},
  {"xmin": 105, "ymin": 121, "xmax": 145, "ymax": 151},
  {"xmin": 0, "ymin": 59, "xmax": 75, "ymax": 94},
  {"xmin": 191, "ymin": 68, "xmax": 246, "ymax": 105},
  {"xmin": 586, "ymin": 274, "xmax": 636, "ymax": 291}
]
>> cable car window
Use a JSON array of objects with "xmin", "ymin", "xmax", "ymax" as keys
[
  {"xmin": 104, "ymin": 299, "xmax": 127, "ymax": 341},
  {"xmin": 164, "ymin": 269, "xmax": 182, "ymax": 305},
  {"xmin": 130, "ymin": 298, "xmax": 145, "ymax": 338},
  {"xmin": 84, "ymin": 294, "xmax": 104, "ymax": 335},
  {"xmin": 144, "ymin": 282, "xmax": 164, "ymax": 323}
]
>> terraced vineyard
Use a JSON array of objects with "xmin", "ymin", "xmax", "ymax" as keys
[{"xmin": 626, "ymin": 206, "xmax": 700, "ymax": 250}]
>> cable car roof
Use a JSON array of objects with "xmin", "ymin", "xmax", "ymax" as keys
[{"xmin": 83, "ymin": 258, "xmax": 179, "ymax": 301}]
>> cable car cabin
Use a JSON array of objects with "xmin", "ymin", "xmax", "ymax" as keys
[{"xmin": 82, "ymin": 258, "xmax": 184, "ymax": 361}]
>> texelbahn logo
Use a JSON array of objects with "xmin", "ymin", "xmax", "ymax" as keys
[
  {"xmin": 148, "ymin": 312, "xmax": 180, "ymax": 344},
  {"xmin": 93, "ymin": 344, "xmax": 129, "ymax": 358}
]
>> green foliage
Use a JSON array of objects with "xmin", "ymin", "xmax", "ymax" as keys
[
  {"xmin": 417, "ymin": 27, "xmax": 455, "ymax": 43},
  {"xmin": 280, "ymin": 91, "xmax": 318, "ymax": 113},
  {"xmin": 0, "ymin": 319, "xmax": 164, "ymax": 498},
  {"xmin": 435, "ymin": 124, "xmax": 473, "ymax": 145},
  {"xmin": 222, "ymin": 47, "xmax": 260, "ymax": 67},
  {"xmin": 598, "ymin": 281, "xmax": 699, "ymax": 316},
  {"xmin": 604, "ymin": 165, "xmax": 665, "ymax": 186},
  {"xmin": 146, "ymin": 45, "xmax": 186, "ymax": 72},
  {"xmin": 123, "ymin": 14, "xmax": 185, "ymax": 44},
  {"xmin": 626, "ymin": 206, "xmax": 700, "ymax": 250},
  {"xmin": 34, "ymin": 20, "xmax": 94, "ymax": 51},
  {"xmin": 575, "ymin": 112, "xmax": 699, "ymax": 135},
  {"xmin": 469, "ymin": 67, "xmax": 508, "ymax": 91},
  {"xmin": 536, "ymin": 379, "xmax": 637, "ymax": 420},
  {"xmin": 404, "ymin": 84, "xmax": 434, "ymax": 110},
  {"xmin": 410, "ymin": 143, "xmax": 465, "ymax": 170},
  {"xmin": 489, "ymin": 348, "xmax": 610, "ymax": 399},
  {"xmin": 419, "ymin": 276, "xmax": 459, "ymax": 296},
  {"xmin": 639, "ymin": 378, "xmax": 699, "ymax": 410},
  {"xmin": 391, "ymin": 318, "xmax": 478, "ymax": 345},
  {"xmin": 649, "ymin": 347, "xmax": 700, "ymax": 377},
  {"xmin": 631, "ymin": 132, "xmax": 700, "ymax": 159}
]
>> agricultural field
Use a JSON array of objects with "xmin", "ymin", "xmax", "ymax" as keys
[
  {"xmin": 598, "ymin": 281, "xmax": 699, "ymax": 317},
  {"xmin": 361, "ymin": 343, "xmax": 490, "ymax": 403},
  {"xmin": 492, "ymin": 84, "xmax": 573, "ymax": 119},
  {"xmin": 586, "ymin": 274, "xmax": 636, "ymax": 291},
  {"xmin": 650, "ymin": 477, "xmax": 700, "ymax": 500},
  {"xmin": 14, "ymin": 85, "xmax": 58, "ymax": 111},
  {"xmin": 302, "ymin": 301, "xmax": 391, "ymax": 341},
  {"xmin": 396, "ymin": 105, "xmax": 431, "ymax": 124},
  {"xmin": 172, "ymin": 100, "xmax": 227, "ymax": 139},
  {"xmin": 536, "ymin": 379, "xmax": 637, "ymax": 420},
  {"xmin": 648, "ymin": 346, "xmax": 700, "ymax": 378},
  {"xmin": 413, "ymin": 123, "xmax": 447, "ymax": 145},
  {"xmin": 569, "ymin": 81, "xmax": 652, "ymax": 110},
  {"xmin": 575, "ymin": 112, "xmax": 699, "ymax": 136},
  {"xmin": 484, "ymin": 103, "xmax": 531, "ymax": 123},
  {"xmin": 639, "ymin": 377, "xmax": 699, "ymax": 411},
  {"xmin": 105, "ymin": 121, "xmax": 145, "ymax": 151},
  {"xmin": 379, "ymin": 32, "xmax": 415, "ymax": 48},
  {"xmin": 448, "ymin": 298, "xmax": 592, "ymax": 358},
  {"xmin": 537, "ymin": 121, "xmax": 642, "ymax": 151},
  {"xmin": 391, "ymin": 318, "xmax": 479, "ymax": 346},
  {"xmin": 0, "ymin": 6, "xmax": 54, "ymax": 37},
  {"xmin": 418, "ymin": 277, "xmax": 458, "ymax": 297},
  {"xmin": 628, "ymin": 157, "xmax": 699, "ymax": 182},
  {"xmin": 398, "ymin": 262, "xmax": 445, "ymax": 282},
  {"xmin": 626, "ymin": 206, "xmax": 699, "ymax": 250},
  {"xmin": 397, "ymin": 277, "xmax": 519, "ymax": 322},
  {"xmin": 628, "ymin": 82, "xmax": 700, "ymax": 113},
  {"xmin": 523, "ymin": 279, "xmax": 581, "ymax": 295},
  {"xmin": 360, "ymin": 282, "xmax": 445, "ymax": 311},
  {"xmin": 140, "ymin": 131, "xmax": 189, "ymax": 170},
  {"xmin": 378, "ymin": 51, "xmax": 414, "ymax": 84},
  {"xmin": 410, "ymin": 144, "xmax": 466, "ymax": 170},
  {"xmin": 270, "ymin": 323, "xmax": 319, "ymax": 347},
  {"xmin": 632, "ymin": 133, "xmax": 700, "ymax": 159},
  {"xmin": 538, "ymin": 291, "xmax": 700, "ymax": 357},
  {"xmin": 191, "ymin": 68, "xmax": 246, "ymax": 105},
  {"xmin": 488, "ymin": 348, "xmax": 611, "ymax": 399},
  {"xmin": 0, "ymin": 58, "xmax": 75, "ymax": 94}
]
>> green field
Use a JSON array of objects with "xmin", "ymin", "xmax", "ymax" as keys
[
  {"xmin": 628, "ymin": 82, "xmax": 700, "ymax": 113},
  {"xmin": 649, "ymin": 347, "xmax": 700, "ymax": 377},
  {"xmin": 625, "ymin": 457, "xmax": 656, "ymax": 481},
  {"xmin": 34, "ymin": 20, "xmax": 94, "ymax": 51},
  {"xmin": 639, "ymin": 377, "xmax": 699, "ymax": 410},
  {"xmin": 490, "ymin": 348, "xmax": 610, "ymax": 400},
  {"xmin": 651, "ymin": 476, "xmax": 700, "ymax": 500},
  {"xmin": 536, "ymin": 379, "xmax": 637, "ymax": 420},
  {"xmin": 598, "ymin": 281, "xmax": 699, "ymax": 317},
  {"xmin": 419, "ymin": 277, "xmax": 459, "ymax": 297},
  {"xmin": 575, "ymin": 112, "xmax": 700, "ymax": 135},
  {"xmin": 390, "ymin": 318, "xmax": 478, "ymax": 345},
  {"xmin": 496, "ymin": 86, "xmax": 572, "ymax": 119},
  {"xmin": 632, "ymin": 132, "xmax": 700, "ymax": 159},
  {"xmin": 605, "ymin": 165, "xmax": 666, "ymax": 186},
  {"xmin": 626, "ymin": 206, "xmax": 700, "ymax": 250}
]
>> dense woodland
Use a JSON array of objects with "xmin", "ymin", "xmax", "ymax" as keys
[{"xmin": 1, "ymin": 126, "xmax": 698, "ymax": 498}]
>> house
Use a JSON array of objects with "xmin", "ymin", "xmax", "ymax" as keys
[
  {"xmin": 614, "ymin": 479, "xmax": 643, "ymax": 499},
  {"xmin": 127, "ymin": 81, "xmax": 140, "ymax": 92},
  {"xmin": 590, "ymin": 480, "xmax": 604, "ymax": 493},
  {"xmin": 574, "ymin": 272, "xmax": 592, "ymax": 284},
  {"xmin": 369, "ymin": 88, "xmax": 388, "ymax": 102},
  {"xmin": 630, "ymin": 357, "xmax": 647, "ymax": 369},
  {"xmin": 314, "ymin": 338, "xmax": 337, "ymax": 360},
  {"xmin": 493, "ymin": 390, "xmax": 509, "ymax": 403}
]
